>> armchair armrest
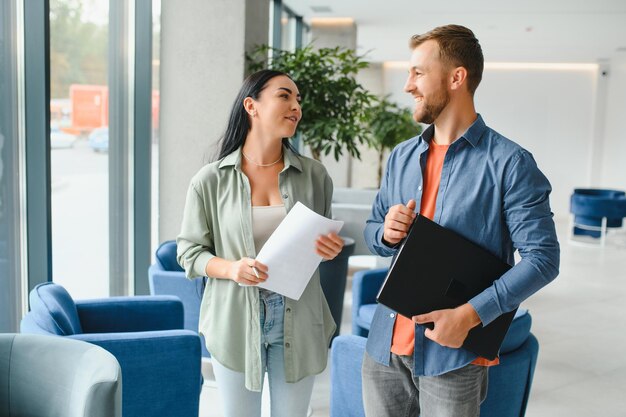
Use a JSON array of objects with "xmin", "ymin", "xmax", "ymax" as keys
[
  {"xmin": 69, "ymin": 330, "xmax": 201, "ymax": 417},
  {"xmin": 330, "ymin": 335, "xmax": 367, "ymax": 417},
  {"xmin": 352, "ymin": 268, "xmax": 388, "ymax": 307},
  {"xmin": 1, "ymin": 334, "xmax": 122, "ymax": 417},
  {"xmin": 352, "ymin": 268, "xmax": 388, "ymax": 336},
  {"xmin": 76, "ymin": 296, "xmax": 183, "ymax": 333}
]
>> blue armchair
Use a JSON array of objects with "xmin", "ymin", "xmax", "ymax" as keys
[
  {"xmin": 148, "ymin": 240, "xmax": 210, "ymax": 358},
  {"xmin": 332, "ymin": 313, "xmax": 538, "ymax": 417},
  {"xmin": 569, "ymin": 188, "xmax": 626, "ymax": 244},
  {"xmin": 21, "ymin": 282, "xmax": 202, "ymax": 417},
  {"xmin": 342, "ymin": 268, "xmax": 539, "ymax": 417}
]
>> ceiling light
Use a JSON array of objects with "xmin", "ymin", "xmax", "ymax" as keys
[
  {"xmin": 485, "ymin": 62, "xmax": 598, "ymax": 71},
  {"xmin": 310, "ymin": 17, "xmax": 354, "ymax": 26},
  {"xmin": 383, "ymin": 62, "xmax": 599, "ymax": 72}
]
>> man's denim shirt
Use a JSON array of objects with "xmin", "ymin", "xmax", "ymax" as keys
[{"xmin": 364, "ymin": 115, "xmax": 560, "ymax": 376}]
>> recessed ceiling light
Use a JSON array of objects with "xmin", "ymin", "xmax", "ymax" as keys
[{"xmin": 311, "ymin": 5, "xmax": 332, "ymax": 13}]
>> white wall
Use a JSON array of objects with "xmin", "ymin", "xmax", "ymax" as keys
[
  {"xmin": 353, "ymin": 63, "xmax": 387, "ymax": 189},
  {"xmin": 311, "ymin": 21, "xmax": 357, "ymax": 188},
  {"xmin": 600, "ymin": 52, "xmax": 626, "ymax": 191},
  {"xmin": 475, "ymin": 67, "xmax": 597, "ymax": 219}
]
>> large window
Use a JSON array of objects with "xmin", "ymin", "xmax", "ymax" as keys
[
  {"xmin": 47, "ymin": 0, "xmax": 156, "ymax": 297},
  {"xmin": 50, "ymin": 0, "xmax": 110, "ymax": 298},
  {"xmin": 0, "ymin": 0, "xmax": 22, "ymax": 331}
]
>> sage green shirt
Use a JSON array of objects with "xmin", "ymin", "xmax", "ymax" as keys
[{"xmin": 177, "ymin": 146, "xmax": 337, "ymax": 391}]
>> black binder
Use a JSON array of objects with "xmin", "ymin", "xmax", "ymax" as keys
[{"xmin": 376, "ymin": 215, "xmax": 516, "ymax": 360}]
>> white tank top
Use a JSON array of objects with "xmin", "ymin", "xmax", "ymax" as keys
[{"xmin": 251, "ymin": 205, "xmax": 286, "ymax": 253}]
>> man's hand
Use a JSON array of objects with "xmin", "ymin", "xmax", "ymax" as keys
[
  {"xmin": 383, "ymin": 199, "xmax": 417, "ymax": 246},
  {"xmin": 412, "ymin": 303, "xmax": 481, "ymax": 348}
]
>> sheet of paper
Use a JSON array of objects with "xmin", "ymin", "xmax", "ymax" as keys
[{"xmin": 255, "ymin": 201, "xmax": 344, "ymax": 300}]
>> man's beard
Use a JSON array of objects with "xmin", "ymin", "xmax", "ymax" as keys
[{"xmin": 414, "ymin": 84, "xmax": 450, "ymax": 124}]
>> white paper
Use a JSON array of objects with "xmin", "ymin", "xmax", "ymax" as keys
[{"xmin": 255, "ymin": 201, "xmax": 344, "ymax": 300}]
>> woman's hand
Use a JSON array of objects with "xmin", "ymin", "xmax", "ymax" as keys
[
  {"xmin": 315, "ymin": 233, "xmax": 344, "ymax": 261},
  {"xmin": 228, "ymin": 258, "xmax": 268, "ymax": 285}
]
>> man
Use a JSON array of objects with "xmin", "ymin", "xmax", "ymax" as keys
[{"xmin": 362, "ymin": 24, "xmax": 560, "ymax": 417}]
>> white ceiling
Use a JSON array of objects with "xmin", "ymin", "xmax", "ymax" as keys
[{"xmin": 284, "ymin": 0, "xmax": 626, "ymax": 63}]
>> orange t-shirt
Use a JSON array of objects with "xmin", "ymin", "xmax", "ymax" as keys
[{"xmin": 389, "ymin": 141, "xmax": 498, "ymax": 367}]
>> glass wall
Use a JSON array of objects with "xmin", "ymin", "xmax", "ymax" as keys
[
  {"xmin": 151, "ymin": 0, "xmax": 160, "ymax": 259},
  {"xmin": 0, "ymin": 0, "xmax": 22, "ymax": 331},
  {"xmin": 272, "ymin": 1, "xmax": 309, "ymax": 51},
  {"xmin": 281, "ymin": 9, "xmax": 296, "ymax": 51},
  {"xmin": 50, "ymin": 0, "xmax": 110, "ymax": 298}
]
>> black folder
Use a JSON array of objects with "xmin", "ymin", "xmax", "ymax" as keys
[{"xmin": 376, "ymin": 215, "xmax": 516, "ymax": 360}]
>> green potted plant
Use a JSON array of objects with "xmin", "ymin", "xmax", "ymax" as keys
[
  {"xmin": 367, "ymin": 97, "xmax": 422, "ymax": 187},
  {"xmin": 247, "ymin": 44, "xmax": 376, "ymax": 161}
]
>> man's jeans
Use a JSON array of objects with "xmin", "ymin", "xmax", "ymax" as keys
[
  {"xmin": 212, "ymin": 290, "xmax": 314, "ymax": 417},
  {"xmin": 362, "ymin": 351, "xmax": 488, "ymax": 417}
]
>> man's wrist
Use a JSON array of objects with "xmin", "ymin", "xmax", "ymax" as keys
[
  {"xmin": 381, "ymin": 235, "xmax": 400, "ymax": 248},
  {"xmin": 458, "ymin": 303, "xmax": 482, "ymax": 329}
]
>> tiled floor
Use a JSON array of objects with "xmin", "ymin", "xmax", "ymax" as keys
[{"xmin": 200, "ymin": 219, "xmax": 626, "ymax": 416}]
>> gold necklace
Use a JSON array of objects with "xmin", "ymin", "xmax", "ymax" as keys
[{"xmin": 242, "ymin": 150, "xmax": 283, "ymax": 167}]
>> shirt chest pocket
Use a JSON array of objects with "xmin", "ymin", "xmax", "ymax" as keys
[
  {"xmin": 442, "ymin": 178, "xmax": 503, "ymax": 241},
  {"xmin": 211, "ymin": 183, "xmax": 252, "ymax": 259}
]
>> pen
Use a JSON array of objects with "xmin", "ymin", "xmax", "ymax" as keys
[{"xmin": 251, "ymin": 266, "xmax": 261, "ymax": 279}]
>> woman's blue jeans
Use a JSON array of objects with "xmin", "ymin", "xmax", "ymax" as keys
[{"xmin": 212, "ymin": 290, "xmax": 315, "ymax": 417}]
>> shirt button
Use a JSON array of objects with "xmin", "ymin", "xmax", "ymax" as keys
[
  {"xmin": 282, "ymin": 194, "xmax": 288, "ymax": 199},
  {"xmin": 286, "ymin": 307, "xmax": 291, "ymax": 313},
  {"xmin": 418, "ymin": 186, "xmax": 422, "ymax": 191},
  {"xmin": 389, "ymin": 313, "xmax": 395, "ymax": 318},
  {"xmin": 285, "ymin": 342, "xmax": 291, "ymax": 348}
]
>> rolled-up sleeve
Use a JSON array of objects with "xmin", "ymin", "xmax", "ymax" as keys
[
  {"xmin": 176, "ymin": 181, "xmax": 216, "ymax": 279},
  {"xmin": 469, "ymin": 150, "xmax": 560, "ymax": 325}
]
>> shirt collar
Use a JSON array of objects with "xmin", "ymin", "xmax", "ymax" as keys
[
  {"xmin": 461, "ymin": 114, "xmax": 487, "ymax": 148},
  {"xmin": 418, "ymin": 114, "xmax": 487, "ymax": 149},
  {"xmin": 218, "ymin": 143, "xmax": 303, "ymax": 172}
]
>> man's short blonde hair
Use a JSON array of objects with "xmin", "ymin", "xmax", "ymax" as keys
[{"xmin": 410, "ymin": 24, "xmax": 484, "ymax": 95}]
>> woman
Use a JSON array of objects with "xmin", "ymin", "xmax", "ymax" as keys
[{"xmin": 177, "ymin": 69, "xmax": 344, "ymax": 417}]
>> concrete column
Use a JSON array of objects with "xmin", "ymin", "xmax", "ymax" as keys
[{"xmin": 159, "ymin": 0, "xmax": 270, "ymax": 241}]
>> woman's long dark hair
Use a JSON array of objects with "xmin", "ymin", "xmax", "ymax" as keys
[{"xmin": 217, "ymin": 69, "xmax": 299, "ymax": 160}]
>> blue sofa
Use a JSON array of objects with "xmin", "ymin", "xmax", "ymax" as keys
[
  {"xmin": 21, "ymin": 282, "xmax": 202, "ymax": 417},
  {"xmin": 340, "ymin": 268, "xmax": 539, "ymax": 417},
  {"xmin": 148, "ymin": 240, "xmax": 210, "ymax": 357}
]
